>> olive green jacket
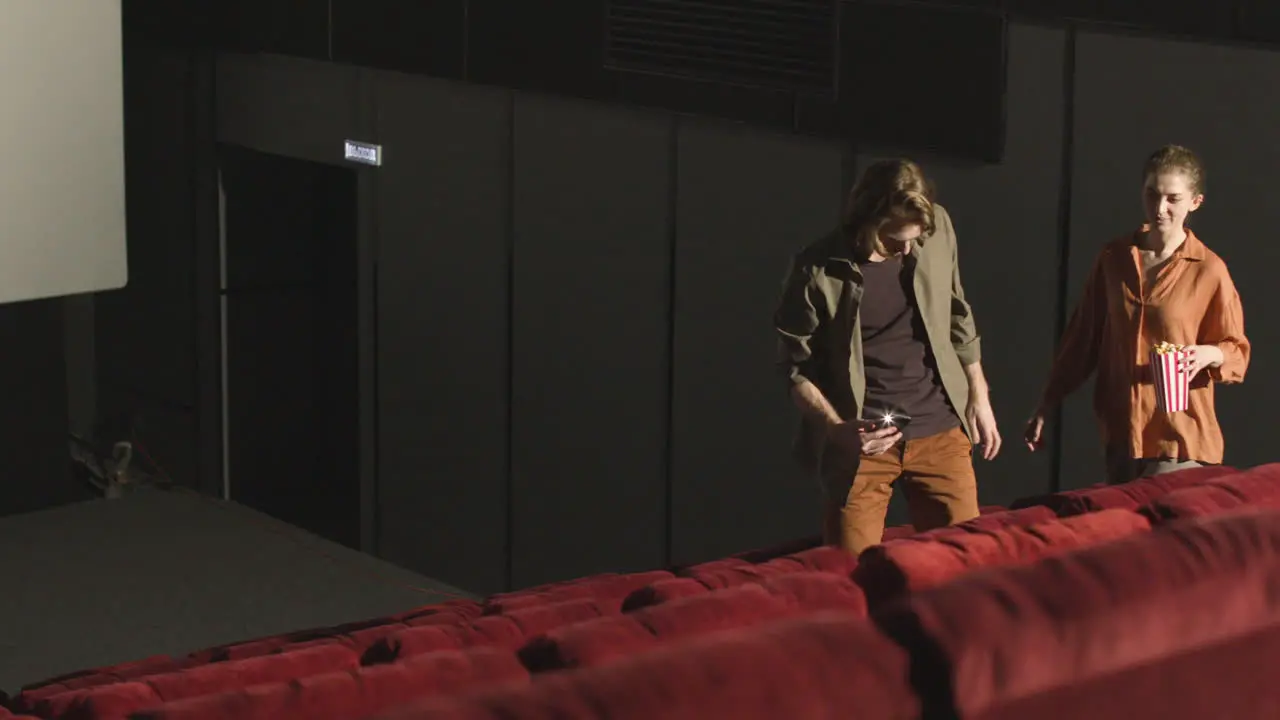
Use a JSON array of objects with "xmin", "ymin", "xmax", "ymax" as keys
[{"xmin": 773, "ymin": 204, "xmax": 981, "ymax": 474}]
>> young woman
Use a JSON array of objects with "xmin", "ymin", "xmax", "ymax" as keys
[{"xmin": 1025, "ymin": 145, "xmax": 1250, "ymax": 484}]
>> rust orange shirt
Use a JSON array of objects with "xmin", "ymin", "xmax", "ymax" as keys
[{"xmin": 1038, "ymin": 227, "xmax": 1249, "ymax": 463}]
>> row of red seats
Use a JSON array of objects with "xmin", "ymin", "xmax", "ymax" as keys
[
  {"xmin": 366, "ymin": 500, "xmax": 1280, "ymax": 720},
  {"xmin": 9, "ymin": 463, "xmax": 1271, "ymax": 719},
  {"xmin": 20, "ymin": 509, "xmax": 1034, "ymax": 719},
  {"xmin": 22, "ymin": 508, "xmax": 1029, "ymax": 708},
  {"xmin": 8, "ymin": 518, "xmax": 925, "ymax": 718},
  {"xmin": 1, "ymin": 478, "xmax": 1205, "ymax": 718}
]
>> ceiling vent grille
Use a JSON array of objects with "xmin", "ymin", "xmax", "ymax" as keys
[{"xmin": 605, "ymin": 0, "xmax": 835, "ymax": 94}]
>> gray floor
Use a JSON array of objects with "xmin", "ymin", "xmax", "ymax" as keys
[{"xmin": 0, "ymin": 489, "xmax": 473, "ymax": 694}]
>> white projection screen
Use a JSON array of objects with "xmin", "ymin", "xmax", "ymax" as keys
[{"xmin": 0, "ymin": 0, "xmax": 126, "ymax": 304}]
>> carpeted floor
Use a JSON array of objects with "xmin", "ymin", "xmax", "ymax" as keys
[{"xmin": 0, "ymin": 488, "xmax": 473, "ymax": 693}]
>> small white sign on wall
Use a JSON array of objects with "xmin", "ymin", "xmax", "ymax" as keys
[{"xmin": 343, "ymin": 140, "xmax": 382, "ymax": 166}]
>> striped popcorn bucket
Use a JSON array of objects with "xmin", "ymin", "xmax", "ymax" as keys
[{"xmin": 1150, "ymin": 348, "xmax": 1190, "ymax": 413}]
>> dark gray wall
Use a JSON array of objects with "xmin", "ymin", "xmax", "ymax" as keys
[
  {"xmin": 671, "ymin": 120, "xmax": 843, "ymax": 563},
  {"xmin": 93, "ymin": 49, "xmax": 205, "ymax": 490},
  {"xmin": 0, "ymin": 297, "xmax": 72, "ymax": 516},
  {"xmin": 509, "ymin": 95, "xmax": 673, "ymax": 586},
  {"xmin": 372, "ymin": 73, "xmax": 511, "ymax": 595}
]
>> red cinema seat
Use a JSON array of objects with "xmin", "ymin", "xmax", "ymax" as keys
[
  {"xmin": 874, "ymin": 509, "xmax": 1280, "ymax": 719},
  {"xmin": 130, "ymin": 648, "xmax": 528, "ymax": 720},
  {"xmin": 976, "ymin": 622, "xmax": 1280, "ymax": 720},
  {"xmin": 923, "ymin": 505, "xmax": 1058, "ymax": 536},
  {"xmin": 372, "ymin": 613, "xmax": 919, "ymax": 720},
  {"xmin": 1141, "ymin": 483, "xmax": 1246, "ymax": 522},
  {"xmin": 522, "ymin": 582, "xmax": 798, "ymax": 672},
  {"xmin": 517, "ymin": 615, "xmax": 659, "ymax": 671},
  {"xmin": 363, "ymin": 598, "xmax": 607, "ymax": 665},
  {"xmin": 36, "ymin": 644, "xmax": 359, "ymax": 720},
  {"xmin": 784, "ymin": 544, "xmax": 860, "ymax": 574},
  {"xmin": 855, "ymin": 509, "xmax": 1151, "ymax": 608},
  {"xmin": 1012, "ymin": 465, "xmax": 1236, "ymax": 516},
  {"xmin": 620, "ymin": 578, "xmax": 710, "ymax": 611},
  {"xmin": 1144, "ymin": 464, "xmax": 1280, "ymax": 523},
  {"xmin": 757, "ymin": 572, "xmax": 869, "ymax": 615}
]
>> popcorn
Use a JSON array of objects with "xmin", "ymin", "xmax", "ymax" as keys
[{"xmin": 1149, "ymin": 342, "xmax": 1190, "ymax": 412}]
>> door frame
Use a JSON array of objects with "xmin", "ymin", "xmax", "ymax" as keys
[{"xmin": 205, "ymin": 142, "xmax": 379, "ymax": 555}]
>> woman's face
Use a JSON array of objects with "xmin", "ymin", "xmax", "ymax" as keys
[{"xmin": 1143, "ymin": 170, "xmax": 1203, "ymax": 231}]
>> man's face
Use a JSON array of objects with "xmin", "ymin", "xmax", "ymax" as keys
[{"xmin": 879, "ymin": 222, "xmax": 924, "ymax": 256}]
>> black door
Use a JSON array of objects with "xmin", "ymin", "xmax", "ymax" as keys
[{"xmin": 220, "ymin": 146, "xmax": 360, "ymax": 549}]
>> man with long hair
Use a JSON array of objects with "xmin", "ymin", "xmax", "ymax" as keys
[{"xmin": 774, "ymin": 159, "xmax": 1001, "ymax": 554}]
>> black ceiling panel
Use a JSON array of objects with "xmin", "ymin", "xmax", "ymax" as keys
[
  {"xmin": 123, "ymin": 0, "xmax": 214, "ymax": 51},
  {"xmin": 467, "ymin": 0, "xmax": 609, "ymax": 98},
  {"xmin": 330, "ymin": 0, "xmax": 465, "ymax": 79},
  {"xmin": 838, "ymin": 2, "xmax": 1007, "ymax": 162},
  {"xmin": 604, "ymin": 0, "xmax": 835, "ymax": 95},
  {"xmin": 214, "ymin": 0, "xmax": 329, "ymax": 60},
  {"xmin": 1236, "ymin": 0, "xmax": 1280, "ymax": 44}
]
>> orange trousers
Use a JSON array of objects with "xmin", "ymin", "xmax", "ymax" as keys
[{"xmin": 821, "ymin": 425, "xmax": 979, "ymax": 555}]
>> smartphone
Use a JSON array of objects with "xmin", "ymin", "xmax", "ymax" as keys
[{"xmin": 860, "ymin": 407, "xmax": 912, "ymax": 431}]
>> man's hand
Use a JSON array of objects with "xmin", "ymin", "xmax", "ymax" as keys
[
  {"xmin": 1181, "ymin": 344, "xmax": 1225, "ymax": 380},
  {"xmin": 828, "ymin": 420, "xmax": 901, "ymax": 456},
  {"xmin": 966, "ymin": 391, "xmax": 1002, "ymax": 460}
]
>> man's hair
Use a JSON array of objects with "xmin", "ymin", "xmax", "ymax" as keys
[
  {"xmin": 1143, "ymin": 144, "xmax": 1206, "ymax": 195},
  {"xmin": 842, "ymin": 159, "xmax": 936, "ymax": 257}
]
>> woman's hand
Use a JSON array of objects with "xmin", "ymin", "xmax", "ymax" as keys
[
  {"xmin": 1024, "ymin": 412, "xmax": 1047, "ymax": 452},
  {"xmin": 1181, "ymin": 344, "xmax": 1225, "ymax": 380}
]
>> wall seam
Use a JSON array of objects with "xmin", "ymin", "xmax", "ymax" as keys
[{"xmin": 1049, "ymin": 24, "xmax": 1078, "ymax": 494}]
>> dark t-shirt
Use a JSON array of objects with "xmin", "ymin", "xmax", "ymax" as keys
[{"xmin": 857, "ymin": 255, "xmax": 960, "ymax": 440}]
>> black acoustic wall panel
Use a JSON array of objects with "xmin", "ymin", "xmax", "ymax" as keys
[
  {"xmin": 838, "ymin": 1, "xmax": 1007, "ymax": 162},
  {"xmin": 214, "ymin": 0, "xmax": 329, "ymax": 60},
  {"xmin": 508, "ymin": 96, "xmax": 672, "ymax": 587},
  {"xmin": 330, "ymin": 0, "xmax": 465, "ymax": 79},
  {"xmin": 373, "ymin": 75, "xmax": 512, "ymax": 595},
  {"xmin": 467, "ymin": 0, "xmax": 607, "ymax": 97}
]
